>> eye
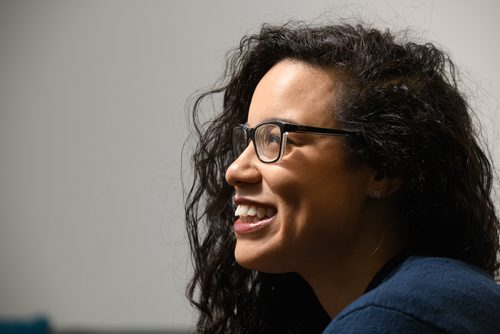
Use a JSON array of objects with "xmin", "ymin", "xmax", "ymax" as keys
[
  {"xmin": 264, "ymin": 131, "xmax": 281, "ymax": 148},
  {"xmin": 268, "ymin": 133, "xmax": 281, "ymax": 144}
]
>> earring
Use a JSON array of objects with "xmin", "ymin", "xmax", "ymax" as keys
[{"xmin": 373, "ymin": 190, "xmax": 381, "ymax": 198}]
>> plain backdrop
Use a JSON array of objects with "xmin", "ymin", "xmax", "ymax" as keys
[{"xmin": 1, "ymin": 0, "xmax": 499, "ymax": 331}]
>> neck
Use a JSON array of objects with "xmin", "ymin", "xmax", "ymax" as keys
[{"xmin": 300, "ymin": 208, "xmax": 407, "ymax": 318}]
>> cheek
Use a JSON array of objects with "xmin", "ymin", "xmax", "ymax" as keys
[
  {"xmin": 270, "ymin": 163, "xmax": 345, "ymax": 208},
  {"xmin": 266, "ymin": 168, "xmax": 335, "ymax": 236},
  {"xmin": 269, "ymin": 162, "xmax": 368, "ymax": 236}
]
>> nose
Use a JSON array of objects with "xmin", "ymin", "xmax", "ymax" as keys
[{"xmin": 225, "ymin": 143, "xmax": 261, "ymax": 186}]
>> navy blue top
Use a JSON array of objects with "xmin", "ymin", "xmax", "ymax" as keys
[{"xmin": 323, "ymin": 256, "xmax": 500, "ymax": 333}]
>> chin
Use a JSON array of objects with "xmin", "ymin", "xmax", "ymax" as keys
[{"xmin": 234, "ymin": 241, "xmax": 289, "ymax": 273}]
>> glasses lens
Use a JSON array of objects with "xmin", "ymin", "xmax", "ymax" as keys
[
  {"xmin": 255, "ymin": 123, "xmax": 281, "ymax": 162},
  {"xmin": 232, "ymin": 126, "xmax": 248, "ymax": 159}
]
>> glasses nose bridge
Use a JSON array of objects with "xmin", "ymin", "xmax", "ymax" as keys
[
  {"xmin": 246, "ymin": 126, "xmax": 256, "ymax": 145},
  {"xmin": 234, "ymin": 125, "xmax": 258, "ymax": 161}
]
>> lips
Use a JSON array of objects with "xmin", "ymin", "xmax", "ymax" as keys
[{"xmin": 233, "ymin": 203, "xmax": 277, "ymax": 234}]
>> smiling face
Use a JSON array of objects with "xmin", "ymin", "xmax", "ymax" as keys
[{"xmin": 225, "ymin": 59, "xmax": 379, "ymax": 275}]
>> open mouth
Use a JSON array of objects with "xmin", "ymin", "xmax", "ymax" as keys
[{"xmin": 235, "ymin": 204, "xmax": 277, "ymax": 223}]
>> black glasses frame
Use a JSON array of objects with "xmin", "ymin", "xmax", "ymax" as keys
[{"xmin": 232, "ymin": 120, "xmax": 358, "ymax": 163}]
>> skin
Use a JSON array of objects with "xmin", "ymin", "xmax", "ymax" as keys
[{"xmin": 225, "ymin": 59, "xmax": 405, "ymax": 317}]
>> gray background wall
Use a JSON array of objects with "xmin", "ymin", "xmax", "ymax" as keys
[{"xmin": 1, "ymin": 0, "xmax": 498, "ymax": 331}]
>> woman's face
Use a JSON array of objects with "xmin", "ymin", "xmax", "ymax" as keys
[{"xmin": 225, "ymin": 60, "xmax": 377, "ymax": 274}]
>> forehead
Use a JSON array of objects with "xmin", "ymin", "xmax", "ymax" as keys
[{"xmin": 247, "ymin": 59, "xmax": 342, "ymax": 127}]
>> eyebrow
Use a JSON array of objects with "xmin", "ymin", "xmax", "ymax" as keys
[{"xmin": 246, "ymin": 117, "xmax": 299, "ymax": 127}]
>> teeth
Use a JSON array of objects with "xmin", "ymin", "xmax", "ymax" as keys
[
  {"xmin": 256, "ymin": 207, "xmax": 265, "ymax": 218},
  {"xmin": 266, "ymin": 207, "xmax": 276, "ymax": 217},
  {"xmin": 235, "ymin": 204, "xmax": 277, "ymax": 219},
  {"xmin": 235, "ymin": 204, "xmax": 249, "ymax": 217},
  {"xmin": 247, "ymin": 206, "xmax": 256, "ymax": 216}
]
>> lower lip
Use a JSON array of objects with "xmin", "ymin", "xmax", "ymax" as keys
[{"xmin": 233, "ymin": 216, "xmax": 275, "ymax": 234}]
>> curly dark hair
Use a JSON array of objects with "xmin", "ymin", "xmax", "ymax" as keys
[{"xmin": 184, "ymin": 21, "xmax": 499, "ymax": 333}]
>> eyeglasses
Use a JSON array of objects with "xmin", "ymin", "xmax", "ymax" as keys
[{"xmin": 231, "ymin": 120, "xmax": 358, "ymax": 163}]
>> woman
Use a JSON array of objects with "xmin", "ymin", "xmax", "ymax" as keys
[{"xmin": 185, "ymin": 21, "xmax": 500, "ymax": 333}]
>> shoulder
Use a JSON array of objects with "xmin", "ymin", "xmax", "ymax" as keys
[
  {"xmin": 374, "ymin": 256, "xmax": 500, "ymax": 305},
  {"xmin": 324, "ymin": 256, "xmax": 500, "ymax": 333}
]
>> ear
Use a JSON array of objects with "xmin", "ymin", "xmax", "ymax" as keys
[{"xmin": 366, "ymin": 170, "xmax": 401, "ymax": 199}]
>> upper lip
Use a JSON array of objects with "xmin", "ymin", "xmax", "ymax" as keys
[{"xmin": 233, "ymin": 195, "xmax": 274, "ymax": 208}]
